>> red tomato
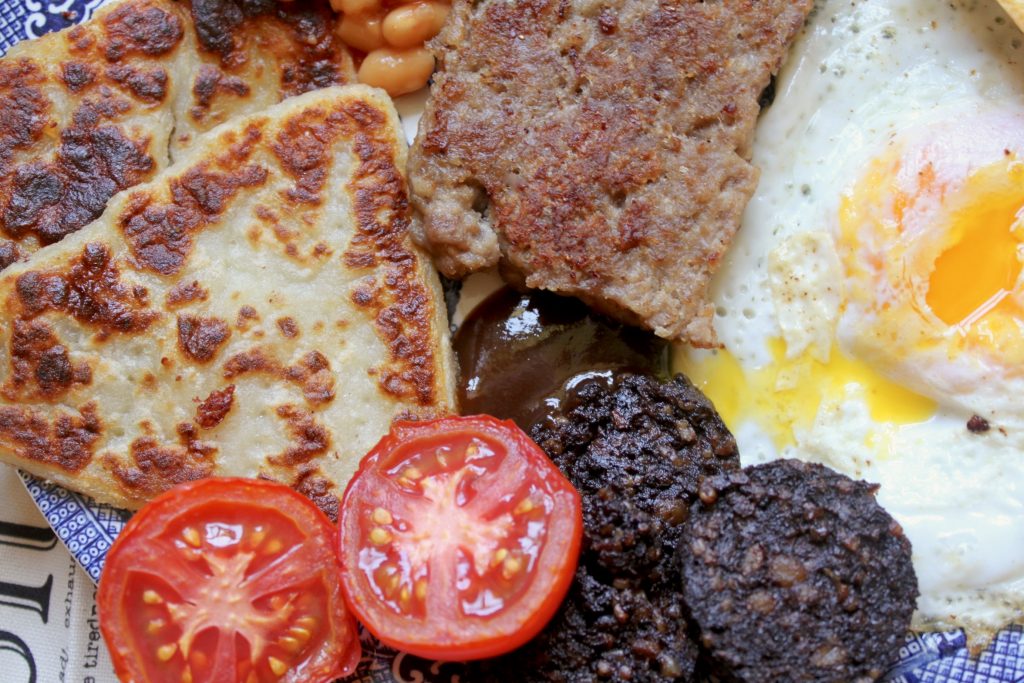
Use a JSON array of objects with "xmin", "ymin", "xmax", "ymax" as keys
[
  {"xmin": 98, "ymin": 478, "xmax": 361, "ymax": 683},
  {"xmin": 339, "ymin": 415, "xmax": 583, "ymax": 661}
]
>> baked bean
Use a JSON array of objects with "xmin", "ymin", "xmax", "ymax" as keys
[
  {"xmin": 358, "ymin": 47, "xmax": 435, "ymax": 97},
  {"xmin": 335, "ymin": 12, "xmax": 386, "ymax": 53},
  {"xmin": 334, "ymin": 0, "xmax": 381, "ymax": 17},
  {"xmin": 381, "ymin": 1, "xmax": 450, "ymax": 48}
]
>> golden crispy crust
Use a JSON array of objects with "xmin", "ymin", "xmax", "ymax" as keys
[
  {"xmin": 0, "ymin": 86, "xmax": 455, "ymax": 517},
  {"xmin": 0, "ymin": 0, "xmax": 355, "ymax": 270},
  {"xmin": 409, "ymin": 0, "xmax": 813, "ymax": 346}
]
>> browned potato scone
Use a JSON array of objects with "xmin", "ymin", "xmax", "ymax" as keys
[
  {"xmin": 0, "ymin": 0, "xmax": 354, "ymax": 270},
  {"xmin": 408, "ymin": 0, "xmax": 813, "ymax": 346},
  {"xmin": 0, "ymin": 86, "xmax": 456, "ymax": 517}
]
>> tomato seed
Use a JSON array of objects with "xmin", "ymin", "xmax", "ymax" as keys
[
  {"xmin": 492, "ymin": 548, "xmax": 508, "ymax": 567},
  {"xmin": 279, "ymin": 636, "xmax": 302, "ymax": 653},
  {"xmin": 249, "ymin": 527, "xmax": 267, "ymax": 548},
  {"xmin": 370, "ymin": 527, "xmax": 393, "ymax": 546},
  {"xmin": 181, "ymin": 527, "xmax": 202, "ymax": 548},
  {"xmin": 181, "ymin": 667, "xmax": 193, "ymax": 683},
  {"xmin": 156, "ymin": 643, "xmax": 177, "ymax": 662},
  {"xmin": 142, "ymin": 590, "xmax": 163, "ymax": 605},
  {"xmin": 404, "ymin": 466, "xmax": 423, "ymax": 480},
  {"xmin": 514, "ymin": 498, "xmax": 535, "ymax": 514},
  {"xmin": 296, "ymin": 615, "xmax": 317, "ymax": 630},
  {"xmin": 146, "ymin": 618, "xmax": 164, "ymax": 635},
  {"xmin": 372, "ymin": 507, "xmax": 393, "ymax": 525},
  {"xmin": 289, "ymin": 625, "xmax": 312, "ymax": 642},
  {"xmin": 415, "ymin": 578, "xmax": 428, "ymax": 601},
  {"xmin": 502, "ymin": 557, "xmax": 523, "ymax": 579},
  {"xmin": 399, "ymin": 586, "xmax": 411, "ymax": 605},
  {"xmin": 268, "ymin": 656, "xmax": 289, "ymax": 676}
]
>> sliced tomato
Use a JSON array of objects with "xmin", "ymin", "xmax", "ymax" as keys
[
  {"xmin": 338, "ymin": 415, "xmax": 583, "ymax": 661},
  {"xmin": 98, "ymin": 478, "xmax": 361, "ymax": 683}
]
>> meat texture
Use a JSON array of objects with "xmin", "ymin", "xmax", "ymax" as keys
[
  {"xmin": 409, "ymin": 0, "xmax": 813, "ymax": 346},
  {"xmin": 470, "ymin": 373, "xmax": 740, "ymax": 681}
]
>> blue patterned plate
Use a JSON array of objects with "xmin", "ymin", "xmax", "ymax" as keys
[{"xmin": 4, "ymin": 1, "xmax": 1024, "ymax": 681}]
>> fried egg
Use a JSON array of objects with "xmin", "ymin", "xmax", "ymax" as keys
[{"xmin": 676, "ymin": 0, "xmax": 1024, "ymax": 642}]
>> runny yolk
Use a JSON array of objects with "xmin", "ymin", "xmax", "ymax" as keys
[
  {"xmin": 925, "ymin": 159, "xmax": 1024, "ymax": 328},
  {"xmin": 675, "ymin": 338, "xmax": 937, "ymax": 452}
]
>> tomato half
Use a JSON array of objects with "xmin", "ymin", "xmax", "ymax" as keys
[
  {"xmin": 98, "ymin": 478, "xmax": 361, "ymax": 683},
  {"xmin": 338, "ymin": 415, "xmax": 583, "ymax": 661}
]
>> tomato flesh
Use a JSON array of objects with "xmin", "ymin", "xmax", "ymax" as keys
[
  {"xmin": 339, "ymin": 415, "xmax": 583, "ymax": 661},
  {"xmin": 99, "ymin": 478, "xmax": 361, "ymax": 683}
]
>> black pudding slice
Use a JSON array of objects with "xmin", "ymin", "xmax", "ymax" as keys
[
  {"xmin": 470, "ymin": 373, "xmax": 740, "ymax": 682},
  {"xmin": 682, "ymin": 459, "xmax": 919, "ymax": 683}
]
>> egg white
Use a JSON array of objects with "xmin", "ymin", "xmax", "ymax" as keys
[{"xmin": 676, "ymin": 0, "xmax": 1024, "ymax": 641}]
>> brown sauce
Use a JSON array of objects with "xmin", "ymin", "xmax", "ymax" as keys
[{"xmin": 453, "ymin": 287, "xmax": 669, "ymax": 431}]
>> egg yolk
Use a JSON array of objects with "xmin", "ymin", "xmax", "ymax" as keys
[
  {"xmin": 924, "ymin": 159, "xmax": 1024, "ymax": 330},
  {"xmin": 676, "ymin": 339, "xmax": 936, "ymax": 451},
  {"xmin": 838, "ymin": 148, "xmax": 1024, "ymax": 367}
]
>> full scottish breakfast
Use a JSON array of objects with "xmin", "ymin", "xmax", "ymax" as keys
[{"xmin": 0, "ymin": 0, "xmax": 1022, "ymax": 681}]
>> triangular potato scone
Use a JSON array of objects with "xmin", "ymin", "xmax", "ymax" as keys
[
  {"xmin": 0, "ymin": 0, "xmax": 354, "ymax": 270},
  {"xmin": 0, "ymin": 85, "xmax": 456, "ymax": 518}
]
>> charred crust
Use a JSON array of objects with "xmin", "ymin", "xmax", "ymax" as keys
[
  {"xmin": 194, "ymin": 384, "xmax": 236, "ymax": 428},
  {"xmin": 276, "ymin": 316, "xmax": 299, "ymax": 338},
  {"xmin": 189, "ymin": 0, "xmax": 346, "ymax": 99},
  {"xmin": 292, "ymin": 464, "xmax": 340, "ymax": 521},
  {"xmin": 223, "ymin": 348, "xmax": 277, "ymax": 378},
  {"xmin": 274, "ymin": 403, "xmax": 329, "ymax": 466},
  {"xmin": 0, "ymin": 402, "xmax": 102, "ymax": 472},
  {"xmin": 190, "ymin": 64, "xmax": 251, "ymax": 121},
  {"xmin": 61, "ymin": 62, "xmax": 97, "ymax": 92},
  {"xmin": 108, "ymin": 435, "xmax": 215, "ymax": 497},
  {"xmin": 0, "ymin": 60, "xmax": 50, "ymax": 171},
  {"xmin": 4, "ymin": 319, "xmax": 92, "ymax": 401},
  {"xmin": 235, "ymin": 305, "xmax": 260, "ymax": 329},
  {"xmin": 165, "ymin": 280, "xmax": 209, "ymax": 308},
  {"xmin": 121, "ymin": 160, "xmax": 267, "ymax": 275},
  {"xmin": 177, "ymin": 314, "xmax": 231, "ymax": 363},
  {"xmin": 272, "ymin": 107, "xmax": 332, "ymax": 204},
  {"xmin": 286, "ymin": 350, "xmax": 335, "ymax": 404},
  {"xmin": 189, "ymin": 0, "xmax": 276, "ymax": 59},
  {"xmin": 2, "ymin": 95, "xmax": 155, "ymax": 246},
  {"xmin": 224, "ymin": 348, "xmax": 334, "ymax": 405},
  {"xmin": 13, "ymin": 243, "xmax": 158, "ymax": 335},
  {"xmin": 337, "ymin": 101, "xmax": 440, "ymax": 406},
  {"xmin": 272, "ymin": 404, "xmax": 330, "ymax": 466},
  {"xmin": 0, "ymin": 240, "xmax": 24, "ymax": 272},
  {"xmin": 101, "ymin": 0, "xmax": 184, "ymax": 62},
  {"xmin": 105, "ymin": 65, "xmax": 169, "ymax": 102}
]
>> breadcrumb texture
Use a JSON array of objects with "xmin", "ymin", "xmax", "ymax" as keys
[{"xmin": 409, "ymin": 0, "xmax": 813, "ymax": 346}]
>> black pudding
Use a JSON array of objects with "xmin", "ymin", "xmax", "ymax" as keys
[
  {"xmin": 682, "ymin": 459, "xmax": 919, "ymax": 683},
  {"xmin": 470, "ymin": 373, "xmax": 740, "ymax": 682}
]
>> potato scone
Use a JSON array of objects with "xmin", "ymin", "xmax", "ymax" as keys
[
  {"xmin": 408, "ymin": 0, "xmax": 813, "ymax": 346},
  {"xmin": 0, "ymin": 85, "xmax": 456, "ymax": 518},
  {"xmin": 0, "ymin": 0, "xmax": 354, "ymax": 270}
]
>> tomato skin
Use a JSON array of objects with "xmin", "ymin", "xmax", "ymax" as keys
[
  {"xmin": 339, "ymin": 415, "xmax": 583, "ymax": 661},
  {"xmin": 98, "ymin": 478, "xmax": 361, "ymax": 683}
]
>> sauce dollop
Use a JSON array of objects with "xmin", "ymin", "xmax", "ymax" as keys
[{"xmin": 453, "ymin": 287, "xmax": 669, "ymax": 431}]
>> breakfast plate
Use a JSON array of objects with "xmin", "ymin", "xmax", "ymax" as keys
[{"xmin": 3, "ymin": 0, "xmax": 1024, "ymax": 681}]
